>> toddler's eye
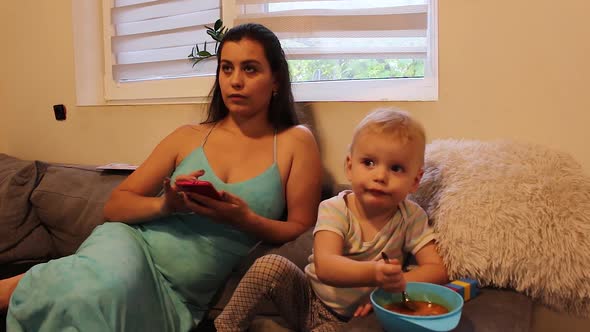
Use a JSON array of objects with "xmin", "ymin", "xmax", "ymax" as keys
[
  {"xmin": 362, "ymin": 159, "xmax": 375, "ymax": 167},
  {"xmin": 391, "ymin": 165, "xmax": 405, "ymax": 173}
]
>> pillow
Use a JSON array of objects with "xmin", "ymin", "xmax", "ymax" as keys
[
  {"xmin": 31, "ymin": 164, "xmax": 128, "ymax": 256},
  {"xmin": 410, "ymin": 139, "xmax": 590, "ymax": 317},
  {"xmin": 0, "ymin": 153, "xmax": 54, "ymax": 265}
]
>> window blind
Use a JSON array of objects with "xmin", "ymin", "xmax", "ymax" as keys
[
  {"xmin": 233, "ymin": 0, "xmax": 430, "ymax": 62},
  {"xmin": 109, "ymin": 0, "xmax": 220, "ymax": 82}
]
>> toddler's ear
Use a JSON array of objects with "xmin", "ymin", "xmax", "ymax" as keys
[
  {"xmin": 345, "ymin": 155, "xmax": 353, "ymax": 182},
  {"xmin": 410, "ymin": 168, "xmax": 424, "ymax": 193}
]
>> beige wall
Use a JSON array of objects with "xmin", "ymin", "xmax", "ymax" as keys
[{"xmin": 1, "ymin": 0, "xmax": 589, "ymax": 184}]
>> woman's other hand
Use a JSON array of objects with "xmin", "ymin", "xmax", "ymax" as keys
[{"xmin": 182, "ymin": 190, "xmax": 253, "ymax": 226}]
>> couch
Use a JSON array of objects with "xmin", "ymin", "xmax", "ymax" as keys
[{"xmin": 1, "ymin": 147, "xmax": 588, "ymax": 332}]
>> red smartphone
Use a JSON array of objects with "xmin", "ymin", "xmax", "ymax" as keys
[{"xmin": 175, "ymin": 180, "xmax": 222, "ymax": 200}]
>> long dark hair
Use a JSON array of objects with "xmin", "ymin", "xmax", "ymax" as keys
[{"xmin": 202, "ymin": 23, "xmax": 299, "ymax": 130}]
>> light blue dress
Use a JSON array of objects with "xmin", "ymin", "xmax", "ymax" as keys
[{"xmin": 7, "ymin": 129, "xmax": 285, "ymax": 332}]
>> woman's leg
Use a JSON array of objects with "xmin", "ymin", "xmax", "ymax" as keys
[
  {"xmin": 308, "ymin": 298, "xmax": 346, "ymax": 332},
  {"xmin": 0, "ymin": 273, "xmax": 24, "ymax": 311},
  {"xmin": 215, "ymin": 254, "xmax": 313, "ymax": 332},
  {"xmin": 7, "ymin": 222, "xmax": 192, "ymax": 332}
]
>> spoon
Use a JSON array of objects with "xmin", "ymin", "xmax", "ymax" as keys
[{"xmin": 381, "ymin": 252, "xmax": 416, "ymax": 312}]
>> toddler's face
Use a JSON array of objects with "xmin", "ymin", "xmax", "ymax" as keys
[{"xmin": 346, "ymin": 131, "xmax": 423, "ymax": 212}]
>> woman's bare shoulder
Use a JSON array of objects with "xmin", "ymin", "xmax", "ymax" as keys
[
  {"xmin": 167, "ymin": 123, "xmax": 211, "ymax": 140},
  {"xmin": 161, "ymin": 124, "xmax": 212, "ymax": 163},
  {"xmin": 280, "ymin": 125, "xmax": 318, "ymax": 146},
  {"xmin": 156, "ymin": 124, "xmax": 211, "ymax": 156}
]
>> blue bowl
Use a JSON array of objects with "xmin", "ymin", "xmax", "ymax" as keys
[{"xmin": 370, "ymin": 282, "xmax": 464, "ymax": 332}]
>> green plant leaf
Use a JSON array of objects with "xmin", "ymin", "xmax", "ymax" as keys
[
  {"xmin": 207, "ymin": 30, "xmax": 216, "ymax": 39},
  {"xmin": 188, "ymin": 18, "xmax": 224, "ymax": 67},
  {"xmin": 214, "ymin": 19, "xmax": 223, "ymax": 31},
  {"xmin": 192, "ymin": 59, "xmax": 204, "ymax": 67}
]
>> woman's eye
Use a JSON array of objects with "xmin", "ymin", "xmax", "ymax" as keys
[
  {"xmin": 221, "ymin": 65, "xmax": 232, "ymax": 73},
  {"xmin": 243, "ymin": 66, "xmax": 256, "ymax": 73},
  {"xmin": 391, "ymin": 165, "xmax": 405, "ymax": 173}
]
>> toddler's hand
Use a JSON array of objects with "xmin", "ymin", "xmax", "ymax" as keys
[
  {"xmin": 375, "ymin": 258, "xmax": 406, "ymax": 293},
  {"xmin": 353, "ymin": 302, "xmax": 373, "ymax": 317}
]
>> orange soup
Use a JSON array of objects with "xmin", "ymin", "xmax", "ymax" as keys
[{"xmin": 383, "ymin": 301, "xmax": 449, "ymax": 316}]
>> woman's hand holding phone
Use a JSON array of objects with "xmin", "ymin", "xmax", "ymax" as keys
[
  {"xmin": 173, "ymin": 173, "xmax": 253, "ymax": 227},
  {"xmin": 175, "ymin": 180, "xmax": 222, "ymax": 200}
]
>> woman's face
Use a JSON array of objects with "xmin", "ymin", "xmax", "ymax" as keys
[{"xmin": 218, "ymin": 38, "xmax": 278, "ymax": 118}]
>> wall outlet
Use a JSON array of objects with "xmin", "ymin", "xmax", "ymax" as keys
[{"xmin": 53, "ymin": 104, "xmax": 66, "ymax": 121}]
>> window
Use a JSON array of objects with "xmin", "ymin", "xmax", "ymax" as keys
[
  {"xmin": 73, "ymin": 0, "xmax": 437, "ymax": 105},
  {"xmin": 235, "ymin": 0, "xmax": 438, "ymax": 101},
  {"xmin": 101, "ymin": 0, "xmax": 221, "ymax": 103},
  {"xmin": 109, "ymin": 0, "xmax": 220, "ymax": 83}
]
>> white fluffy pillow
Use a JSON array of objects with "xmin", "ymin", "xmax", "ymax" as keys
[{"xmin": 410, "ymin": 139, "xmax": 590, "ymax": 317}]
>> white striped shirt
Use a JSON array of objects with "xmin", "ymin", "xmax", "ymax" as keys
[{"xmin": 304, "ymin": 190, "xmax": 434, "ymax": 317}]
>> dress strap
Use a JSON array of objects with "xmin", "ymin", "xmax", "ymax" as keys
[
  {"xmin": 273, "ymin": 129, "xmax": 277, "ymax": 163},
  {"xmin": 201, "ymin": 123, "xmax": 217, "ymax": 147}
]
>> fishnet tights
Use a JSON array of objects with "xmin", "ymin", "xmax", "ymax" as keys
[{"xmin": 214, "ymin": 254, "xmax": 344, "ymax": 332}]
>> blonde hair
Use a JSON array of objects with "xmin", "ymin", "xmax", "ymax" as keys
[{"xmin": 350, "ymin": 108, "xmax": 426, "ymax": 163}]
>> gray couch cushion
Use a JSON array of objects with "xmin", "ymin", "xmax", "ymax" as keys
[
  {"xmin": 208, "ymin": 243, "xmax": 275, "ymax": 315},
  {"xmin": 246, "ymin": 288, "xmax": 534, "ymax": 332},
  {"xmin": 31, "ymin": 165, "xmax": 128, "ymax": 256},
  {"xmin": 267, "ymin": 228, "xmax": 314, "ymax": 269},
  {"xmin": 455, "ymin": 289, "xmax": 533, "ymax": 332},
  {"xmin": 341, "ymin": 288, "xmax": 533, "ymax": 332},
  {"xmin": 0, "ymin": 154, "xmax": 54, "ymax": 265}
]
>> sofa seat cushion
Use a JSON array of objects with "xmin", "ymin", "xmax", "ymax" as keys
[
  {"xmin": 0, "ymin": 154, "xmax": 54, "ymax": 266},
  {"xmin": 336, "ymin": 288, "xmax": 533, "ymax": 332},
  {"xmin": 208, "ymin": 242, "xmax": 278, "ymax": 317},
  {"xmin": 455, "ymin": 288, "xmax": 532, "ymax": 332},
  {"xmin": 246, "ymin": 288, "xmax": 533, "ymax": 332}
]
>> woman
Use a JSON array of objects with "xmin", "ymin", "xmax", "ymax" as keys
[{"xmin": 3, "ymin": 23, "xmax": 322, "ymax": 331}]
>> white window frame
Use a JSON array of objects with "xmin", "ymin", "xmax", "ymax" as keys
[{"xmin": 72, "ymin": 0, "xmax": 437, "ymax": 105}]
